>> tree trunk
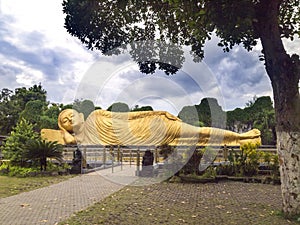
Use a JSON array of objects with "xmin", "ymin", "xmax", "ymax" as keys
[
  {"xmin": 40, "ymin": 158, "xmax": 43, "ymax": 171},
  {"xmin": 255, "ymin": 0, "xmax": 300, "ymax": 217},
  {"xmin": 40, "ymin": 157, "xmax": 47, "ymax": 171},
  {"xmin": 278, "ymin": 131, "xmax": 300, "ymax": 216}
]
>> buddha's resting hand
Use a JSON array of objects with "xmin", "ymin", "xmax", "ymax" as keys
[{"xmin": 41, "ymin": 128, "xmax": 76, "ymax": 145}]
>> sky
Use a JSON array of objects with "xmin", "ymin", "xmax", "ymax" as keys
[{"xmin": 0, "ymin": 0, "xmax": 299, "ymax": 116}]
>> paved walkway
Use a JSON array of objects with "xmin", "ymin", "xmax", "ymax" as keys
[
  {"xmin": 0, "ymin": 165, "xmax": 139, "ymax": 225},
  {"xmin": 0, "ymin": 165, "xmax": 293, "ymax": 225}
]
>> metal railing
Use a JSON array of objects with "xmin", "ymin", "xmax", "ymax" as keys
[{"xmin": 63, "ymin": 145, "xmax": 277, "ymax": 168}]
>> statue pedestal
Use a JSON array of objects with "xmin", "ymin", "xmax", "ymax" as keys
[
  {"xmin": 139, "ymin": 165, "xmax": 154, "ymax": 177},
  {"xmin": 70, "ymin": 164, "xmax": 81, "ymax": 174}
]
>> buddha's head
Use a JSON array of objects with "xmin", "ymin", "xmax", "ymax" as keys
[{"xmin": 58, "ymin": 109, "xmax": 84, "ymax": 133}]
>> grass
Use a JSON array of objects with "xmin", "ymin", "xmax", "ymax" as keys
[
  {"xmin": 59, "ymin": 181, "xmax": 299, "ymax": 225},
  {"xmin": 0, "ymin": 174, "xmax": 75, "ymax": 198},
  {"xmin": 1, "ymin": 172, "xmax": 298, "ymax": 224}
]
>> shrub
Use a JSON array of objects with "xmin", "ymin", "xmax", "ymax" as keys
[
  {"xmin": 23, "ymin": 139, "xmax": 63, "ymax": 171},
  {"xmin": 219, "ymin": 143, "xmax": 261, "ymax": 177},
  {"xmin": 0, "ymin": 161, "xmax": 10, "ymax": 174},
  {"xmin": 201, "ymin": 166, "xmax": 217, "ymax": 178},
  {"xmin": 159, "ymin": 144, "xmax": 174, "ymax": 159},
  {"xmin": 241, "ymin": 142, "xmax": 262, "ymax": 176},
  {"xmin": 180, "ymin": 147, "xmax": 204, "ymax": 175},
  {"xmin": 1, "ymin": 119, "xmax": 39, "ymax": 166},
  {"xmin": 7, "ymin": 166, "xmax": 40, "ymax": 177},
  {"xmin": 216, "ymin": 164, "xmax": 235, "ymax": 176},
  {"xmin": 262, "ymin": 152, "xmax": 272, "ymax": 165},
  {"xmin": 270, "ymin": 154, "xmax": 280, "ymax": 178}
]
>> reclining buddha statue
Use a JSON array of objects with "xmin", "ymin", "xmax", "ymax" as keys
[{"xmin": 41, "ymin": 109, "xmax": 261, "ymax": 146}]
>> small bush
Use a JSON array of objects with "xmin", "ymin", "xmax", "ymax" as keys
[
  {"xmin": 180, "ymin": 147, "xmax": 204, "ymax": 175},
  {"xmin": 201, "ymin": 166, "xmax": 216, "ymax": 178},
  {"xmin": 0, "ymin": 160, "xmax": 70, "ymax": 177},
  {"xmin": 216, "ymin": 164, "xmax": 235, "ymax": 176},
  {"xmin": 219, "ymin": 143, "xmax": 262, "ymax": 177},
  {"xmin": 0, "ymin": 161, "xmax": 10, "ymax": 174},
  {"xmin": 7, "ymin": 166, "xmax": 40, "ymax": 177},
  {"xmin": 159, "ymin": 144, "xmax": 174, "ymax": 159},
  {"xmin": 270, "ymin": 154, "xmax": 280, "ymax": 178}
]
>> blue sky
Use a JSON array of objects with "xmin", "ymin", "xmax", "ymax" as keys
[{"xmin": 0, "ymin": 0, "xmax": 299, "ymax": 115}]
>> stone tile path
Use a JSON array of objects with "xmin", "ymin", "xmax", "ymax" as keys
[
  {"xmin": 0, "ymin": 167, "xmax": 128, "ymax": 225},
  {"xmin": 0, "ymin": 165, "xmax": 296, "ymax": 225}
]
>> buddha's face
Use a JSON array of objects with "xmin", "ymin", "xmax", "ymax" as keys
[{"xmin": 59, "ymin": 109, "xmax": 84, "ymax": 132}]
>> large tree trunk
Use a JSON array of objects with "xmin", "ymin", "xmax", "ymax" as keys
[
  {"xmin": 255, "ymin": 0, "xmax": 300, "ymax": 217},
  {"xmin": 278, "ymin": 132, "xmax": 300, "ymax": 215}
]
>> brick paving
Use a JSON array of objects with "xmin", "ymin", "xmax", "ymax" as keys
[
  {"xmin": 0, "ymin": 171, "xmax": 124, "ymax": 225},
  {"xmin": 68, "ymin": 181, "xmax": 297, "ymax": 225},
  {"xmin": 0, "ymin": 165, "xmax": 297, "ymax": 225}
]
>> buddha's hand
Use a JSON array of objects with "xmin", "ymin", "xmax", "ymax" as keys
[{"xmin": 63, "ymin": 131, "xmax": 77, "ymax": 144}]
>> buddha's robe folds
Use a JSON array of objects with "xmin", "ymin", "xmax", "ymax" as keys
[{"xmin": 72, "ymin": 110, "xmax": 261, "ymax": 146}]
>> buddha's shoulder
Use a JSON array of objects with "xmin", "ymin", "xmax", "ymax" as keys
[
  {"xmin": 91, "ymin": 109, "xmax": 112, "ymax": 117},
  {"xmin": 90, "ymin": 109, "xmax": 181, "ymax": 121}
]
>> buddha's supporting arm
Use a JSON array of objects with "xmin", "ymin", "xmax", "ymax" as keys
[
  {"xmin": 41, "ymin": 129, "xmax": 76, "ymax": 145},
  {"xmin": 62, "ymin": 131, "xmax": 77, "ymax": 144}
]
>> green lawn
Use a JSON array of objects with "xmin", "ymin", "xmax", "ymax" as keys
[{"xmin": 0, "ymin": 175, "xmax": 74, "ymax": 198}]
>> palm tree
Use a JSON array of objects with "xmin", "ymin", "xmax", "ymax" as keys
[{"xmin": 24, "ymin": 139, "xmax": 64, "ymax": 171}]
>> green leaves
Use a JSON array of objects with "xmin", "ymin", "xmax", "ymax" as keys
[
  {"xmin": 107, "ymin": 102, "xmax": 130, "ymax": 112},
  {"xmin": 1, "ymin": 115, "xmax": 63, "ymax": 171},
  {"xmin": 24, "ymin": 139, "xmax": 64, "ymax": 171},
  {"xmin": 0, "ymin": 84, "xmax": 47, "ymax": 134},
  {"xmin": 1, "ymin": 119, "xmax": 39, "ymax": 165},
  {"xmin": 62, "ymin": 0, "xmax": 299, "ymax": 73},
  {"xmin": 178, "ymin": 98, "xmax": 226, "ymax": 128},
  {"xmin": 226, "ymin": 96, "xmax": 276, "ymax": 145},
  {"xmin": 131, "ymin": 105, "xmax": 153, "ymax": 112},
  {"xmin": 24, "ymin": 139, "xmax": 63, "ymax": 161},
  {"xmin": 19, "ymin": 100, "xmax": 46, "ymax": 130},
  {"xmin": 73, "ymin": 99, "xmax": 95, "ymax": 119}
]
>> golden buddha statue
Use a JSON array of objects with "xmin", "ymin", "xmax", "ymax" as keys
[{"xmin": 41, "ymin": 109, "xmax": 261, "ymax": 146}]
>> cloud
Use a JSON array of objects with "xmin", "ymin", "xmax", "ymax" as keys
[
  {"xmin": 0, "ymin": 0, "xmax": 297, "ymax": 115},
  {"xmin": 75, "ymin": 54, "xmax": 224, "ymax": 115},
  {"xmin": 0, "ymin": 0, "xmax": 97, "ymax": 104},
  {"xmin": 202, "ymin": 35, "xmax": 273, "ymax": 110},
  {"xmin": 283, "ymin": 37, "xmax": 300, "ymax": 56}
]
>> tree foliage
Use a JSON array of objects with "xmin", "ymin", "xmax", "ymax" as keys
[
  {"xmin": 62, "ymin": 0, "xmax": 299, "ymax": 127},
  {"xmin": 14, "ymin": 84, "xmax": 47, "ymax": 109},
  {"xmin": 227, "ymin": 96, "xmax": 276, "ymax": 144},
  {"xmin": 178, "ymin": 105, "xmax": 200, "ymax": 126},
  {"xmin": 178, "ymin": 97, "xmax": 225, "ymax": 128},
  {"xmin": 0, "ymin": 84, "xmax": 47, "ymax": 134},
  {"xmin": 63, "ymin": 0, "xmax": 299, "ymax": 68},
  {"xmin": 62, "ymin": 0, "xmax": 299, "ymax": 133},
  {"xmin": 39, "ymin": 103, "xmax": 61, "ymax": 130},
  {"xmin": 62, "ymin": 1, "xmax": 300, "ymax": 214},
  {"xmin": 73, "ymin": 99, "xmax": 95, "ymax": 119},
  {"xmin": 19, "ymin": 100, "xmax": 46, "ymax": 131},
  {"xmin": 0, "ymin": 88, "xmax": 16, "ymax": 135},
  {"xmin": 1, "ymin": 119, "xmax": 39, "ymax": 166},
  {"xmin": 24, "ymin": 139, "xmax": 63, "ymax": 171},
  {"xmin": 131, "ymin": 105, "xmax": 153, "ymax": 112},
  {"xmin": 177, "ymin": 96, "xmax": 276, "ymax": 144},
  {"xmin": 107, "ymin": 102, "xmax": 130, "ymax": 112}
]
